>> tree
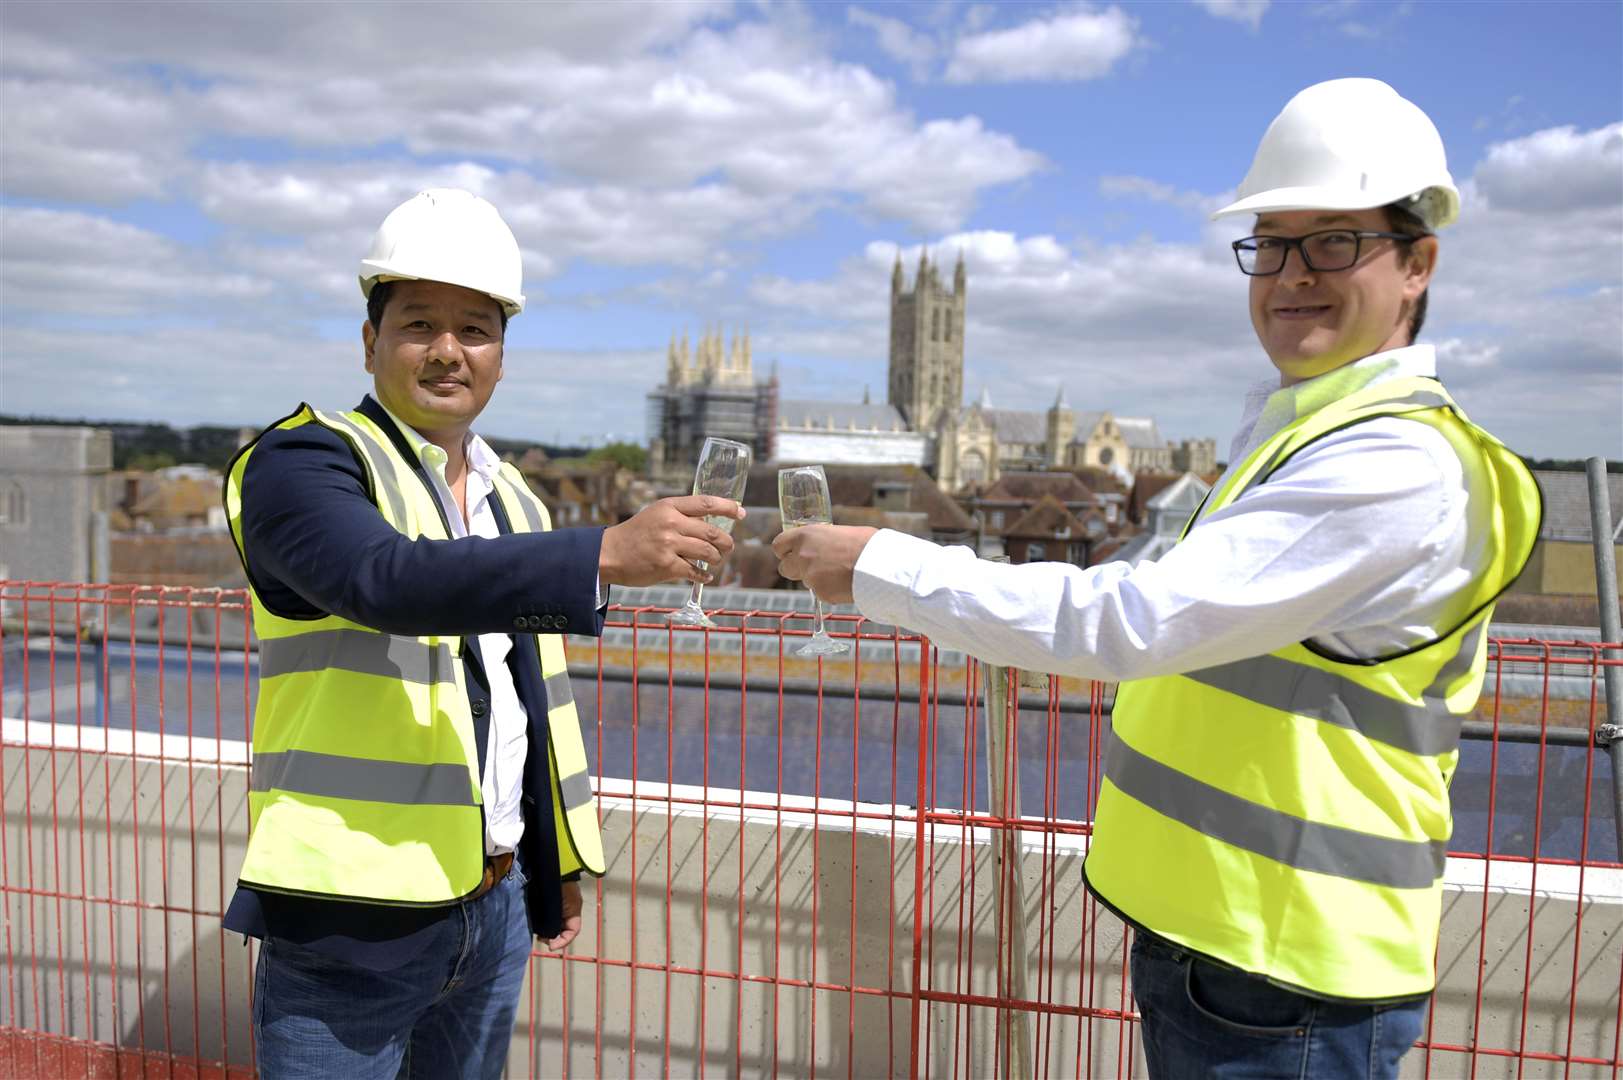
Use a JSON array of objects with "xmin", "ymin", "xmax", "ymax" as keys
[{"xmin": 587, "ymin": 441, "xmax": 647, "ymax": 474}]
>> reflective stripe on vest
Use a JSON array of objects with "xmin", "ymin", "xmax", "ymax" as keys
[
  {"xmin": 252, "ymin": 749, "xmax": 478, "ymax": 806},
  {"xmin": 258, "ymin": 629, "xmax": 456, "ymax": 685},
  {"xmin": 1180, "ymin": 653, "xmax": 1461, "ymax": 757},
  {"xmin": 1082, "ymin": 377, "xmax": 1541, "ymax": 1001},
  {"xmin": 490, "ymin": 464, "xmax": 605, "ymax": 875},
  {"xmin": 1103, "ymin": 734, "xmax": 1447, "ymax": 889}
]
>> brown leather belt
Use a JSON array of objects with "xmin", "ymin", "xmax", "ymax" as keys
[{"xmin": 468, "ymin": 851, "xmax": 514, "ymax": 902}]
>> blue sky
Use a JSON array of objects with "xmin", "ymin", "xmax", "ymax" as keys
[{"xmin": 1, "ymin": 0, "xmax": 1618, "ymax": 456}]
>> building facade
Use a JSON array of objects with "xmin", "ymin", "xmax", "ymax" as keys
[
  {"xmin": 889, "ymin": 250, "xmax": 966, "ymax": 434},
  {"xmin": 774, "ymin": 397, "xmax": 928, "ymax": 466},
  {"xmin": 646, "ymin": 328, "xmax": 777, "ymax": 484},
  {"xmin": 0, "ymin": 426, "xmax": 113, "ymax": 599}
]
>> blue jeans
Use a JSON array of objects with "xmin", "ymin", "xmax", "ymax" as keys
[
  {"xmin": 1129, "ymin": 934, "xmax": 1428, "ymax": 1080},
  {"xmin": 253, "ymin": 861, "xmax": 532, "ymax": 1080}
]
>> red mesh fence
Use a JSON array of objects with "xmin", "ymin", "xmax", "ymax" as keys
[{"xmin": 1, "ymin": 580, "xmax": 1619, "ymax": 1078}]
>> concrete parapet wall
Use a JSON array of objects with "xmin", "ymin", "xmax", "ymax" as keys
[{"xmin": 1, "ymin": 730, "xmax": 1619, "ymax": 1077}]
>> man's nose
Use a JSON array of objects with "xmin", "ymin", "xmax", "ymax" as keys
[
  {"xmin": 427, "ymin": 330, "xmax": 464, "ymax": 365},
  {"xmin": 1278, "ymin": 243, "xmax": 1316, "ymax": 287}
]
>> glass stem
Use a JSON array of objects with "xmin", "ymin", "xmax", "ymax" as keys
[
  {"xmin": 688, "ymin": 561, "xmax": 708, "ymax": 609},
  {"xmin": 813, "ymin": 597, "xmax": 827, "ymax": 637}
]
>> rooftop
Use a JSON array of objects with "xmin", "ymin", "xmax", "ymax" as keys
[{"xmin": 1533, "ymin": 469, "xmax": 1623, "ymax": 543}]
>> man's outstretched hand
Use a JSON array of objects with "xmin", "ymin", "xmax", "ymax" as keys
[
  {"xmin": 772, "ymin": 524, "xmax": 877, "ymax": 606},
  {"xmin": 599, "ymin": 495, "xmax": 745, "ymax": 587}
]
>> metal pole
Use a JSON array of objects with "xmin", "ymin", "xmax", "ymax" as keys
[
  {"xmin": 1583, "ymin": 457, "xmax": 1623, "ymax": 860},
  {"xmin": 984, "ymin": 662, "xmax": 1033, "ymax": 1080}
]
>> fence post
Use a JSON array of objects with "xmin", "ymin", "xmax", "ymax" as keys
[
  {"xmin": 984, "ymin": 663, "xmax": 1034, "ymax": 1080},
  {"xmin": 908, "ymin": 642, "xmax": 933, "ymax": 1080},
  {"xmin": 1584, "ymin": 458, "xmax": 1623, "ymax": 860}
]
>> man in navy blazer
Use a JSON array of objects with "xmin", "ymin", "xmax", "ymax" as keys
[{"xmin": 225, "ymin": 189, "xmax": 742, "ymax": 1079}]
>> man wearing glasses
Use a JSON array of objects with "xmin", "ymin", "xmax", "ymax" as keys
[{"xmin": 775, "ymin": 79, "xmax": 1539, "ymax": 1078}]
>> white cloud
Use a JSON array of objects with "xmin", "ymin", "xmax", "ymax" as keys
[
  {"xmin": 847, "ymin": 6, "xmax": 938, "ymax": 78},
  {"xmin": 945, "ymin": 6, "xmax": 1141, "ymax": 84},
  {"xmin": 0, "ymin": 207, "xmax": 271, "ymax": 316},
  {"xmin": 1, "ymin": 5, "xmax": 1041, "ymax": 232},
  {"xmin": 0, "ymin": 76, "xmax": 189, "ymax": 203},
  {"xmin": 1193, "ymin": 0, "xmax": 1270, "ymax": 31},
  {"xmin": 195, "ymin": 160, "xmax": 816, "ymax": 287},
  {"xmin": 1471, "ymin": 122, "xmax": 1623, "ymax": 213}
]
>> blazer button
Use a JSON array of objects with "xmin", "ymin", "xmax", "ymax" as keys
[
  {"xmin": 526, "ymin": 615, "xmax": 543, "ymax": 630},
  {"xmin": 512, "ymin": 617, "xmax": 527, "ymax": 630},
  {"xmin": 555, "ymin": 615, "xmax": 568, "ymax": 630},
  {"xmin": 471, "ymin": 699, "xmax": 489, "ymax": 718},
  {"xmin": 539, "ymin": 615, "xmax": 556, "ymax": 630}
]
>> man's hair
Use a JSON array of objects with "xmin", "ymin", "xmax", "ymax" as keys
[
  {"xmin": 365, "ymin": 280, "xmax": 509, "ymax": 334},
  {"xmin": 1382, "ymin": 202, "xmax": 1433, "ymax": 342}
]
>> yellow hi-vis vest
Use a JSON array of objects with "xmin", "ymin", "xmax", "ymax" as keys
[
  {"xmin": 1083, "ymin": 376, "xmax": 1540, "ymax": 1001},
  {"xmin": 225, "ymin": 404, "xmax": 605, "ymax": 906}
]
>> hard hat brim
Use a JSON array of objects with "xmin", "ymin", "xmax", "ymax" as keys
[
  {"xmin": 1210, "ymin": 185, "xmax": 1402, "ymax": 222},
  {"xmin": 1211, "ymin": 184, "xmax": 1458, "ymax": 228},
  {"xmin": 358, "ymin": 265, "xmax": 524, "ymax": 318}
]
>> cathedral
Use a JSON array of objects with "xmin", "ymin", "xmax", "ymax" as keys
[
  {"xmin": 646, "ymin": 252, "xmax": 1215, "ymax": 490},
  {"xmin": 645, "ymin": 326, "xmax": 777, "ymax": 484}
]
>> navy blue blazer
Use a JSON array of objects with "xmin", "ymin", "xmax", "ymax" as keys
[{"xmin": 222, "ymin": 395, "xmax": 606, "ymax": 968}]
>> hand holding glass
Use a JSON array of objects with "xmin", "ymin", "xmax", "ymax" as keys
[
  {"xmin": 777, "ymin": 465, "xmax": 848, "ymax": 656},
  {"xmin": 668, "ymin": 437, "xmax": 750, "ymax": 628}
]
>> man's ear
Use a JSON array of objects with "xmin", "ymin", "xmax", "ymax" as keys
[
  {"xmin": 362, "ymin": 320, "xmax": 376, "ymax": 373},
  {"xmin": 1405, "ymin": 236, "xmax": 1439, "ymax": 303}
]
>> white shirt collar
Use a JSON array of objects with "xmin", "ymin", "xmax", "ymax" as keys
[
  {"xmin": 1231, "ymin": 344, "xmax": 1437, "ymax": 464},
  {"xmin": 373, "ymin": 398, "xmax": 502, "ymax": 483}
]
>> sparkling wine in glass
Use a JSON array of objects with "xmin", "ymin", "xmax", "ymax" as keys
[
  {"xmin": 669, "ymin": 437, "xmax": 751, "ymax": 628},
  {"xmin": 777, "ymin": 465, "xmax": 848, "ymax": 656}
]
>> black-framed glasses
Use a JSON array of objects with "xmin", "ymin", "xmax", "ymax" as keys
[{"xmin": 1231, "ymin": 229, "xmax": 1426, "ymax": 276}]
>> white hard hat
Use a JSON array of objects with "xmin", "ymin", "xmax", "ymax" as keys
[
  {"xmin": 359, "ymin": 188, "xmax": 525, "ymax": 316},
  {"xmin": 1211, "ymin": 78, "xmax": 1459, "ymax": 229}
]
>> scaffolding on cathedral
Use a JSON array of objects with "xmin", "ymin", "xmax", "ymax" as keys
[{"xmin": 646, "ymin": 326, "xmax": 777, "ymax": 484}]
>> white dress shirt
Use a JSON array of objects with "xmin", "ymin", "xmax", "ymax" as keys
[
  {"xmin": 378, "ymin": 404, "xmax": 528, "ymax": 855},
  {"xmin": 854, "ymin": 345, "xmax": 1491, "ymax": 681}
]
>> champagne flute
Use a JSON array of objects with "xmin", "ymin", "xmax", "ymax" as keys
[
  {"xmin": 668, "ymin": 437, "xmax": 751, "ymax": 628},
  {"xmin": 777, "ymin": 465, "xmax": 849, "ymax": 656}
]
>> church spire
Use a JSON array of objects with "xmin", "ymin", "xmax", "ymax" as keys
[{"xmin": 954, "ymin": 248, "xmax": 966, "ymax": 294}]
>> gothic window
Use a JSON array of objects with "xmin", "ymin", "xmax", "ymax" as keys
[
  {"xmin": 945, "ymin": 313, "xmax": 952, "ymax": 342},
  {"xmin": 931, "ymin": 308, "xmax": 940, "ymax": 342},
  {"xmin": 1099, "ymin": 447, "xmax": 1115, "ymax": 466},
  {"xmin": 962, "ymin": 450, "xmax": 986, "ymax": 486}
]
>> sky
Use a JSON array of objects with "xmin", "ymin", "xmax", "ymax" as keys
[{"xmin": 1, "ymin": 0, "xmax": 1619, "ymax": 457}]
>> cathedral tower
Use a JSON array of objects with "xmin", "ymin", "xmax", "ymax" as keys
[{"xmin": 888, "ymin": 249, "xmax": 965, "ymax": 433}]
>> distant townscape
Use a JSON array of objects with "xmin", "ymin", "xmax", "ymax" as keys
[{"xmin": 0, "ymin": 250, "xmax": 1616, "ymax": 623}]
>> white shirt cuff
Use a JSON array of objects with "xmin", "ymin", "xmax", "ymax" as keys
[{"xmin": 853, "ymin": 528, "xmax": 941, "ymax": 625}]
